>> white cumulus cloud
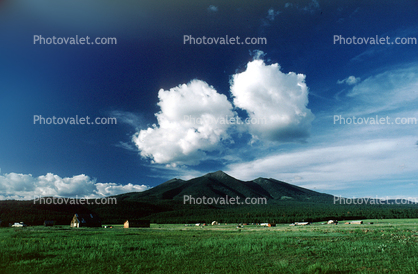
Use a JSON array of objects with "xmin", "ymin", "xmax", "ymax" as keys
[
  {"xmin": 0, "ymin": 172, "xmax": 149, "ymax": 200},
  {"xmin": 131, "ymin": 54, "xmax": 314, "ymax": 166},
  {"xmin": 230, "ymin": 58, "xmax": 314, "ymax": 142},
  {"xmin": 94, "ymin": 182, "xmax": 148, "ymax": 196},
  {"xmin": 132, "ymin": 80, "xmax": 235, "ymax": 166}
]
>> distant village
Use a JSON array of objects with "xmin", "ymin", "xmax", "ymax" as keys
[{"xmin": 4, "ymin": 215, "xmax": 371, "ymax": 228}]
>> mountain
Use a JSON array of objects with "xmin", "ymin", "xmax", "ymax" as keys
[{"xmin": 117, "ymin": 170, "xmax": 334, "ymax": 203}]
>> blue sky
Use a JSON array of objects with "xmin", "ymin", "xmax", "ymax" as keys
[{"xmin": 1, "ymin": 0, "xmax": 418, "ymax": 200}]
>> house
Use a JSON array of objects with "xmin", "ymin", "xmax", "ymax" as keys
[
  {"xmin": 11, "ymin": 222, "xmax": 27, "ymax": 227},
  {"xmin": 123, "ymin": 220, "xmax": 150, "ymax": 228},
  {"xmin": 44, "ymin": 220, "xmax": 55, "ymax": 227},
  {"xmin": 70, "ymin": 213, "xmax": 101, "ymax": 228}
]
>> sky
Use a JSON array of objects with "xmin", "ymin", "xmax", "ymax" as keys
[{"xmin": 1, "ymin": 0, "xmax": 418, "ymax": 200}]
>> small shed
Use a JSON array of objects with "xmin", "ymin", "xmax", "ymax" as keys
[
  {"xmin": 71, "ymin": 213, "xmax": 102, "ymax": 228},
  {"xmin": 124, "ymin": 220, "xmax": 150, "ymax": 228},
  {"xmin": 351, "ymin": 221, "xmax": 363, "ymax": 225},
  {"xmin": 44, "ymin": 220, "xmax": 55, "ymax": 227}
]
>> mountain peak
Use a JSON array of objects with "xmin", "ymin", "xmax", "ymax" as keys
[{"xmin": 203, "ymin": 170, "xmax": 231, "ymax": 180}]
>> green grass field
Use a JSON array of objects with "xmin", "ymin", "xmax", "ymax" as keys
[{"xmin": 2, "ymin": 219, "xmax": 418, "ymax": 273}]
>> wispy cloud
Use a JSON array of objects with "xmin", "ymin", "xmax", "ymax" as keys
[
  {"xmin": 109, "ymin": 110, "xmax": 144, "ymax": 129},
  {"xmin": 351, "ymin": 26, "xmax": 418, "ymax": 62},
  {"xmin": 115, "ymin": 141, "xmax": 137, "ymax": 152},
  {"xmin": 344, "ymin": 64, "xmax": 418, "ymax": 116},
  {"xmin": 266, "ymin": 8, "xmax": 280, "ymax": 21},
  {"xmin": 284, "ymin": 0, "xmax": 320, "ymax": 13},
  {"xmin": 207, "ymin": 5, "xmax": 218, "ymax": 13},
  {"xmin": 337, "ymin": 76, "xmax": 361, "ymax": 85},
  {"xmin": 226, "ymin": 136, "xmax": 418, "ymax": 193}
]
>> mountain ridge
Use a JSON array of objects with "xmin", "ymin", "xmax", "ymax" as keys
[{"xmin": 117, "ymin": 170, "xmax": 334, "ymax": 203}]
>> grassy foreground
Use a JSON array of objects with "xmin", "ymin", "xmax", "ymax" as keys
[{"xmin": 1, "ymin": 219, "xmax": 418, "ymax": 273}]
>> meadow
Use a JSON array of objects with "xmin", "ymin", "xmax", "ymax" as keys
[{"xmin": 1, "ymin": 219, "xmax": 418, "ymax": 273}]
